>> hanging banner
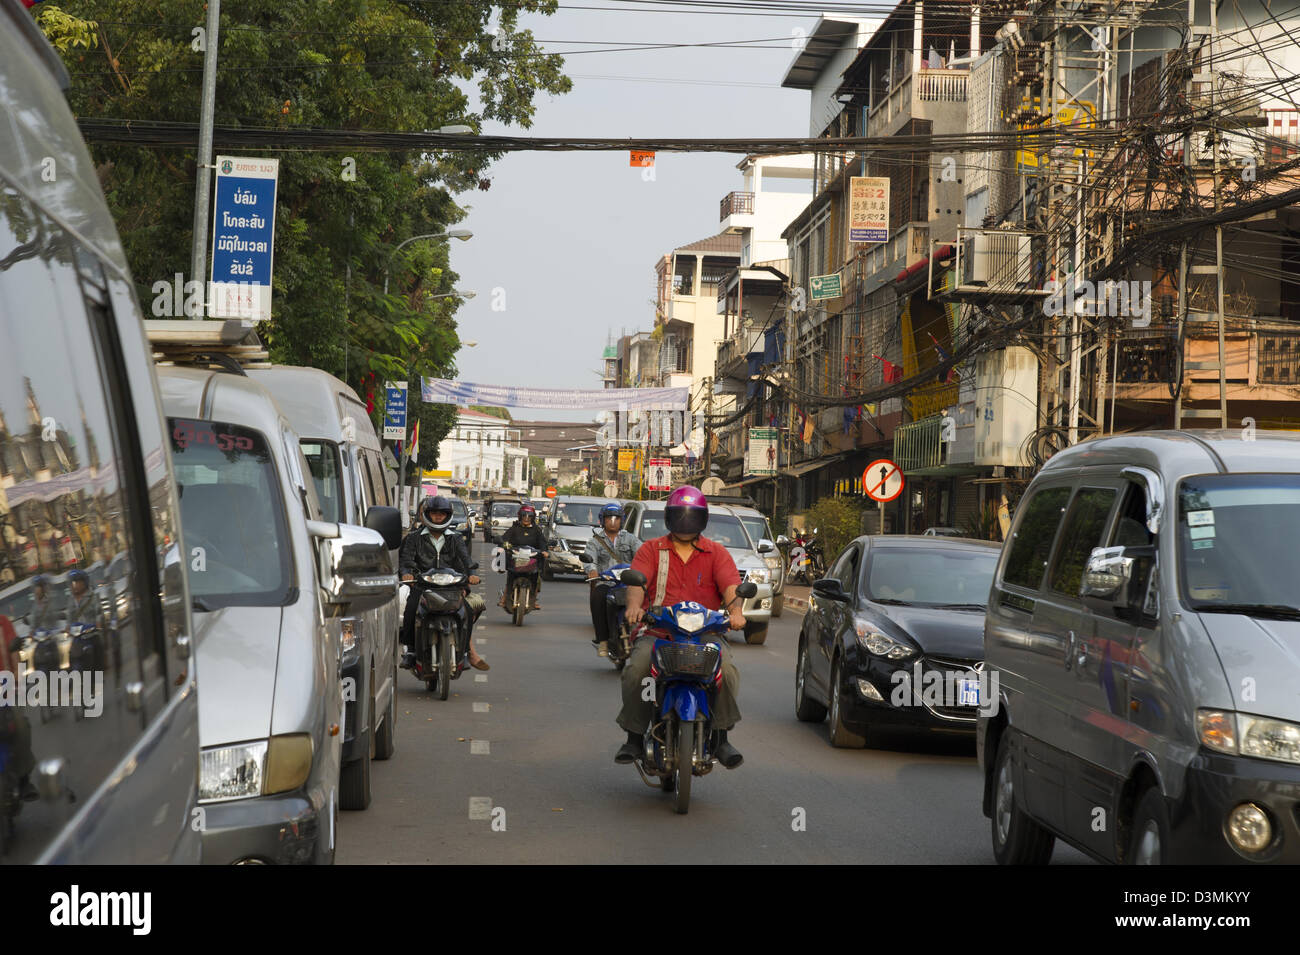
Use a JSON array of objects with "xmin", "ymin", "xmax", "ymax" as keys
[
  {"xmin": 617, "ymin": 450, "xmax": 642, "ymax": 472},
  {"xmin": 421, "ymin": 378, "xmax": 688, "ymax": 411},
  {"xmin": 746, "ymin": 426, "xmax": 779, "ymax": 476},
  {"xmin": 849, "ymin": 175, "xmax": 889, "ymax": 243},
  {"xmin": 210, "ymin": 156, "xmax": 279, "ymax": 319},
  {"xmin": 647, "ymin": 457, "xmax": 672, "ymax": 491}
]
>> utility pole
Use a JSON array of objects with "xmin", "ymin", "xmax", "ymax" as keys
[
  {"xmin": 702, "ymin": 376, "xmax": 714, "ymax": 481},
  {"xmin": 189, "ymin": 0, "xmax": 221, "ymax": 317}
]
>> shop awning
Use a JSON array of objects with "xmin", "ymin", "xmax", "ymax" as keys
[{"xmin": 781, "ymin": 452, "xmax": 850, "ymax": 478}]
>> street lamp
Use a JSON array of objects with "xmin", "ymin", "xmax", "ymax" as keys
[{"xmin": 383, "ymin": 230, "xmax": 473, "ymax": 294}]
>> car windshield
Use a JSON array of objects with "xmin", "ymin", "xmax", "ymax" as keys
[
  {"xmin": 637, "ymin": 510, "xmax": 753, "ymax": 550},
  {"xmin": 555, "ymin": 502, "xmax": 603, "ymax": 526},
  {"xmin": 1178, "ymin": 474, "xmax": 1300, "ymax": 612},
  {"xmin": 300, "ymin": 440, "xmax": 343, "ymax": 523},
  {"xmin": 862, "ymin": 547, "xmax": 997, "ymax": 607},
  {"xmin": 738, "ymin": 515, "xmax": 771, "ymax": 546},
  {"xmin": 492, "ymin": 502, "xmax": 518, "ymax": 517},
  {"xmin": 170, "ymin": 418, "xmax": 293, "ymax": 608},
  {"xmin": 449, "ymin": 498, "xmax": 467, "ymax": 518}
]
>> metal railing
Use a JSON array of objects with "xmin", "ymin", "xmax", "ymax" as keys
[
  {"xmin": 719, "ymin": 191, "xmax": 755, "ymax": 221},
  {"xmin": 894, "ymin": 413, "xmax": 945, "ymax": 471}
]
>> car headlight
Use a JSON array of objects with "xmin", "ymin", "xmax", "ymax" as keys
[
  {"xmin": 854, "ymin": 615, "xmax": 917, "ymax": 660},
  {"xmin": 675, "ymin": 611, "xmax": 706, "ymax": 633},
  {"xmin": 746, "ymin": 568, "xmax": 769, "ymax": 584},
  {"xmin": 265, "ymin": 734, "xmax": 314, "ymax": 794},
  {"xmin": 200, "ymin": 741, "xmax": 267, "ymax": 802},
  {"xmin": 340, "ymin": 618, "xmax": 358, "ymax": 654},
  {"xmin": 764, "ymin": 556, "xmax": 782, "ymax": 572},
  {"xmin": 1197, "ymin": 709, "xmax": 1237, "ymax": 754},
  {"xmin": 1198, "ymin": 710, "xmax": 1300, "ymax": 765}
]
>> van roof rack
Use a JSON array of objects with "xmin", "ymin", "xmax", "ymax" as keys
[{"xmin": 143, "ymin": 319, "xmax": 270, "ymax": 370}]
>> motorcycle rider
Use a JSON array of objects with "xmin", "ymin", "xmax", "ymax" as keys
[
  {"xmin": 66, "ymin": 569, "xmax": 99, "ymax": 628},
  {"xmin": 24, "ymin": 575, "xmax": 58, "ymax": 630},
  {"xmin": 617, "ymin": 486, "xmax": 746, "ymax": 769},
  {"xmin": 499, "ymin": 503, "xmax": 548, "ymax": 610},
  {"xmin": 399, "ymin": 495, "xmax": 489, "ymax": 671},
  {"xmin": 582, "ymin": 502, "xmax": 640, "ymax": 656}
]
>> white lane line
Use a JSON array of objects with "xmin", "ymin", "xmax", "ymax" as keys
[
  {"xmin": 469, "ymin": 796, "xmax": 492, "ymax": 819},
  {"xmin": 473, "ymin": 701, "xmax": 490, "ymax": 713},
  {"xmin": 470, "ymin": 739, "xmax": 490, "ymax": 755},
  {"xmin": 475, "ymin": 674, "xmax": 488, "ymax": 682}
]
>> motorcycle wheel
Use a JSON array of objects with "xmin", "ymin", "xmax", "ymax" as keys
[
  {"xmin": 673, "ymin": 717, "xmax": 693, "ymax": 815},
  {"xmin": 436, "ymin": 630, "xmax": 452, "ymax": 701},
  {"xmin": 512, "ymin": 582, "xmax": 527, "ymax": 627}
]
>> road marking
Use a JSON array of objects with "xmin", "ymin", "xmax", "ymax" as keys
[
  {"xmin": 475, "ymin": 674, "xmax": 488, "ymax": 683},
  {"xmin": 470, "ymin": 739, "xmax": 490, "ymax": 755},
  {"xmin": 473, "ymin": 701, "xmax": 490, "ymax": 713},
  {"xmin": 468, "ymin": 796, "xmax": 492, "ymax": 819}
]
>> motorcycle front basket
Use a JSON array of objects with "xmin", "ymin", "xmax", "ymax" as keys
[
  {"xmin": 420, "ymin": 588, "xmax": 463, "ymax": 614},
  {"xmin": 653, "ymin": 641, "xmax": 720, "ymax": 679},
  {"xmin": 511, "ymin": 554, "xmax": 537, "ymax": 571}
]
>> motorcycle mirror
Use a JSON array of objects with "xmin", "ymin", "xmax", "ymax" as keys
[
  {"xmin": 735, "ymin": 581, "xmax": 758, "ymax": 599},
  {"xmin": 621, "ymin": 569, "xmax": 648, "ymax": 588}
]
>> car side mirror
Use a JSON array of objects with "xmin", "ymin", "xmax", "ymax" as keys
[
  {"xmin": 621, "ymin": 569, "xmax": 648, "ymax": 588},
  {"xmin": 309, "ymin": 521, "xmax": 397, "ymax": 617},
  {"xmin": 812, "ymin": 578, "xmax": 849, "ymax": 601},
  {"xmin": 757, "ymin": 538, "xmax": 776, "ymax": 554},
  {"xmin": 365, "ymin": 505, "xmax": 403, "ymax": 550},
  {"xmin": 776, "ymin": 535, "xmax": 790, "ymax": 546},
  {"xmin": 1080, "ymin": 544, "xmax": 1155, "ymax": 617},
  {"xmin": 736, "ymin": 581, "xmax": 758, "ymax": 599}
]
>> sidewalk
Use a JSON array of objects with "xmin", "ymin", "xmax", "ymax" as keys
[{"xmin": 781, "ymin": 584, "xmax": 810, "ymax": 615}]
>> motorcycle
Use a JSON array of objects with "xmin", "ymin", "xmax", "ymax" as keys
[
  {"xmin": 788, "ymin": 530, "xmax": 826, "ymax": 585},
  {"xmin": 621, "ymin": 569, "xmax": 757, "ymax": 815},
  {"xmin": 592, "ymin": 563, "xmax": 636, "ymax": 671},
  {"xmin": 501, "ymin": 545, "xmax": 541, "ymax": 627},
  {"xmin": 67, "ymin": 622, "xmax": 103, "ymax": 720},
  {"xmin": 21, "ymin": 628, "xmax": 62, "ymax": 723},
  {"xmin": 410, "ymin": 566, "xmax": 475, "ymax": 700}
]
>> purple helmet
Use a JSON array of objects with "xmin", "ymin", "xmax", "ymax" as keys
[{"xmin": 664, "ymin": 485, "xmax": 709, "ymax": 537}]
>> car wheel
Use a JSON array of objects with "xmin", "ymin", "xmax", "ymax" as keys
[
  {"xmin": 827, "ymin": 656, "xmax": 866, "ymax": 748},
  {"xmin": 339, "ymin": 699, "xmax": 374, "ymax": 811},
  {"xmin": 772, "ymin": 593, "xmax": 784, "ymax": 618},
  {"xmin": 743, "ymin": 622, "xmax": 768, "ymax": 645},
  {"xmin": 991, "ymin": 733, "xmax": 1055, "ymax": 864},
  {"xmin": 794, "ymin": 636, "xmax": 827, "ymax": 722},
  {"xmin": 1127, "ymin": 788, "xmax": 1170, "ymax": 865}
]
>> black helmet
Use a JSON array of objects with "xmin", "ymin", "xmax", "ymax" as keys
[{"xmin": 420, "ymin": 495, "xmax": 454, "ymax": 532}]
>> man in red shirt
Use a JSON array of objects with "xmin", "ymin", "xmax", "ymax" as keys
[{"xmin": 617, "ymin": 486, "xmax": 746, "ymax": 769}]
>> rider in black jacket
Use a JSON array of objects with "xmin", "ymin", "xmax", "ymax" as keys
[
  {"xmin": 399, "ymin": 495, "xmax": 488, "ymax": 670},
  {"xmin": 500, "ymin": 503, "xmax": 548, "ymax": 610}
]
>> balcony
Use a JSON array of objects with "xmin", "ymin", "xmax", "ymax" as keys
[
  {"xmin": 716, "ymin": 323, "xmax": 765, "ymax": 378},
  {"xmin": 894, "ymin": 413, "xmax": 945, "ymax": 471},
  {"xmin": 866, "ymin": 68, "xmax": 968, "ymax": 137},
  {"xmin": 719, "ymin": 190, "xmax": 756, "ymax": 235},
  {"xmin": 1110, "ymin": 326, "xmax": 1300, "ymax": 403}
]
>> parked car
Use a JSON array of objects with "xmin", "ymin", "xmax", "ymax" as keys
[
  {"xmin": 446, "ymin": 496, "xmax": 476, "ymax": 549},
  {"xmin": 923, "ymin": 527, "xmax": 963, "ymax": 537},
  {"xmin": 159, "ymin": 366, "xmax": 398, "ymax": 864},
  {"xmin": 546, "ymin": 496, "xmax": 612, "ymax": 579},
  {"xmin": 248, "ymin": 365, "xmax": 403, "ymax": 809},
  {"xmin": 980, "ymin": 430, "xmax": 1300, "ymax": 864},
  {"xmin": 0, "ymin": 7, "xmax": 200, "ymax": 863},
  {"xmin": 621, "ymin": 501, "xmax": 774, "ymax": 644},
  {"xmin": 794, "ymin": 536, "xmax": 1000, "ymax": 748}
]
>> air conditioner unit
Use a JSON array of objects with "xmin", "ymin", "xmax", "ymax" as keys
[{"xmin": 961, "ymin": 230, "xmax": 1035, "ymax": 291}]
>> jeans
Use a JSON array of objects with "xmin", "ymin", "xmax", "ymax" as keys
[
  {"xmin": 617, "ymin": 634, "xmax": 741, "ymax": 733},
  {"xmin": 589, "ymin": 581, "xmax": 617, "ymax": 643}
]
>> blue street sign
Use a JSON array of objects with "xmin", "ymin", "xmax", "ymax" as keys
[
  {"xmin": 383, "ymin": 382, "xmax": 407, "ymax": 440},
  {"xmin": 210, "ymin": 156, "xmax": 279, "ymax": 319}
]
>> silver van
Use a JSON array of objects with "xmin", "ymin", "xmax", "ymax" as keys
[
  {"xmin": 0, "ymin": 5, "xmax": 200, "ymax": 863},
  {"xmin": 249, "ymin": 366, "xmax": 401, "ymax": 810},
  {"xmin": 980, "ymin": 430, "xmax": 1300, "ymax": 864},
  {"xmin": 158, "ymin": 366, "xmax": 397, "ymax": 864}
]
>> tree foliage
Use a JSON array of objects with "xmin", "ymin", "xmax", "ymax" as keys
[
  {"xmin": 803, "ymin": 495, "xmax": 867, "ymax": 564},
  {"xmin": 49, "ymin": 0, "xmax": 570, "ymax": 449}
]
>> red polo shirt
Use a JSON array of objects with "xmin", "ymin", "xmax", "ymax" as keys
[{"xmin": 630, "ymin": 535, "xmax": 742, "ymax": 610}]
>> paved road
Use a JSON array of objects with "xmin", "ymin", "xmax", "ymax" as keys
[{"xmin": 339, "ymin": 541, "xmax": 1087, "ymax": 864}]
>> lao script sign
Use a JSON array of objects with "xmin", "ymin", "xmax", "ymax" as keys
[{"xmin": 210, "ymin": 156, "xmax": 279, "ymax": 320}]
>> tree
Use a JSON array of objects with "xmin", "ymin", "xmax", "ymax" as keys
[{"xmin": 48, "ymin": 0, "xmax": 570, "ymax": 453}]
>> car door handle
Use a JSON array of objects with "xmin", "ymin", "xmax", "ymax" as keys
[
  {"xmin": 125, "ymin": 681, "xmax": 144, "ymax": 712},
  {"xmin": 1064, "ymin": 630, "xmax": 1076, "ymax": 670}
]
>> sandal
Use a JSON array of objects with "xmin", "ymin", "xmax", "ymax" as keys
[{"xmin": 470, "ymin": 656, "xmax": 490, "ymax": 671}]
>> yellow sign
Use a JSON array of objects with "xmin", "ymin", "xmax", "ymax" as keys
[
  {"xmin": 1014, "ymin": 98, "xmax": 1096, "ymax": 170},
  {"xmin": 423, "ymin": 469, "xmax": 452, "ymax": 479},
  {"xmin": 618, "ymin": 450, "xmax": 643, "ymax": 472}
]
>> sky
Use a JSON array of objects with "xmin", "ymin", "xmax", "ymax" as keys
[{"xmin": 448, "ymin": 0, "xmax": 829, "ymax": 422}]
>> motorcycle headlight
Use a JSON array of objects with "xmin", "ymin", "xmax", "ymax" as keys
[
  {"xmin": 675, "ymin": 611, "xmax": 706, "ymax": 633},
  {"xmin": 200, "ymin": 741, "xmax": 267, "ymax": 802},
  {"xmin": 424, "ymin": 572, "xmax": 461, "ymax": 586},
  {"xmin": 746, "ymin": 569, "xmax": 769, "ymax": 584},
  {"xmin": 854, "ymin": 615, "xmax": 917, "ymax": 660}
]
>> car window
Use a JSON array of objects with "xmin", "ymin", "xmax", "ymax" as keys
[
  {"xmin": 738, "ymin": 515, "xmax": 771, "ymax": 545},
  {"xmin": 554, "ymin": 502, "xmax": 602, "ymax": 526},
  {"xmin": 301, "ymin": 440, "xmax": 343, "ymax": 523},
  {"xmin": 492, "ymin": 503, "xmax": 517, "ymax": 517},
  {"xmin": 864, "ymin": 547, "xmax": 998, "ymax": 606},
  {"xmin": 1003, "ymin": 486, "xmax": 1072, "ymax": 590},
  {"xmin": 635, "ymin": 511, "xmax": 752, "ymax": 549},
  {"xmin": 1049, "ymin": 487, "xmax": 1119, "ymax": 597},
  {"xmin": 831, "ymin": 546, "xmax": 859, "ymax": 592},
  {"xmin": 170, "ymin": 419, "xmax": 294, "ymax": 608},
  {"xmin": 0, "ymin": 189, "xmax": 157, "ymax": 861}
]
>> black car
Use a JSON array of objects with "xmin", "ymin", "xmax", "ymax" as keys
[
  {"xmin": 447, "ymin": 496, "xmax": 475, "ymax": 548},
  {"xmin": 794, "ymin": 536, "xmax": 1000, "ymax": 748}
]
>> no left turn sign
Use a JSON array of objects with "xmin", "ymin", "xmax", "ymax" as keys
[{"xmin": 863, "ymin": 458, "xmax": 904, "ymax": 503}]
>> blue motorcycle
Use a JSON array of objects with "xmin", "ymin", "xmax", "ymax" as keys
[
  {"xmin": 621, "ymin": 570, "xmax": 757, "ymax": 814},
  {"xmin": 595, "ymin": 563, "xmax": 635, "ymax": 671}
]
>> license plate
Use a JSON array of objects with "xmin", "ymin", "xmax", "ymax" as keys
[{"xmin": 957, "ymin": 679, "xmax": 981, "ymax": 706}]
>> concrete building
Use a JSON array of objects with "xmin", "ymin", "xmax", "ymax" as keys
[{"xmin": 436, "ymin": 409, "xmax": 529, "ymax": 493}]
